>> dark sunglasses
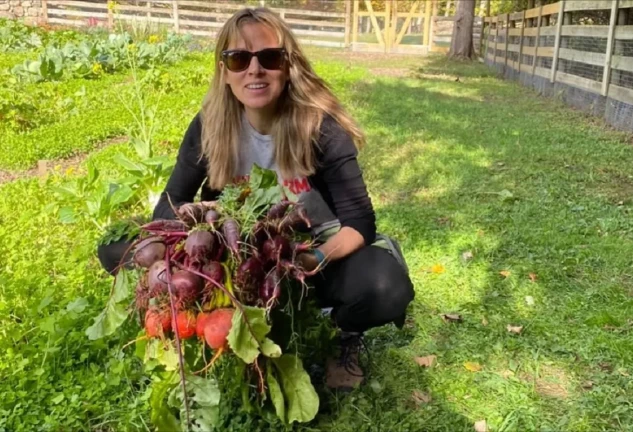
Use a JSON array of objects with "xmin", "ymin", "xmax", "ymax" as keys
[{"xmin": 221, "ymin": 48, "xmax": 287, "ymax": 72}]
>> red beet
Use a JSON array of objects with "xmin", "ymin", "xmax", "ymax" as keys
[
  {"xmin": 202, "ymin": 261, "xmax": 224, "ymax": 284},
  {"xmin": 143, "ymin": 219, "xmax": 188, "ymax": 233},
  {"xmin": 145, "ymin": 308, "xmax": 171, "ymax": 338},
  {"xmin": 185, "ymin": 230, "xmax": 215, "ymax": 262},
  {"xmin": 204, "ymin": 209, "xmax": 219, "ymax": 226},
  {"xmin": 260, "ymin": 270, "xmax": 282, "ymax": 305},
  {"xmin": 262, "ymin": 235, "xmax": 291, "ymax": 264},
  {"xmin": 133, "ymin": 236, "xmax": 166, "ymax": 268},
  {"xmin": 221, "ymin": 218, "xmax": 240, "ymax": 256},
  {"xmin": 203, "ymin": 308, "xmax": 234, "ymax": 350},
  {"xmin": 235, "ymin": 256, "xmax": 265, "ymax": 304},
  {"xmin": 171, "ymin": 270, "xmax": 203, "ymax": 306},
  {"xmin": 148, "ymin": 260, "xmax": 169, "ymax": 296},
  {"xmin": 267, "ymin": 200, "xmax": 292, "ymax": 219},
  {"xmin": 174, "ymin": 311, "xmax": 197, "ymax": 339},
  {"xmin": 196, "ymin": 312, "xmax": 212, "ymax": 339}
]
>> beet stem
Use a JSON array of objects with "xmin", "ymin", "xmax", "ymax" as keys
[{"xmin": 164, "ymin": 249, "xmax": 192, "ymax": 431}]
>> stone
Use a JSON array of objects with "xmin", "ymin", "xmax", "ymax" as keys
[
  {"xmin": 13, "ymin": 6, "xmax": 24, "ymax": 15},
  {"xmin": 0, "ymin": 4, "xmax": 10, "ymax": 11}
]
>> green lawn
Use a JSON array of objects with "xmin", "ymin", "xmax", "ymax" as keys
[{"xmin": 2, "ymin": 43, "xmax": 633, "ymax": 431}]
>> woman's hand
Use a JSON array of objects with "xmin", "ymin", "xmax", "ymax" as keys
[{"xmin": 296, "ymin": 251, "xmax": 320, "ymax": 272}]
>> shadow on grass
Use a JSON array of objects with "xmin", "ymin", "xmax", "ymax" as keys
[{"xmin": 320, "ymin": 62, "xmax": 633, "ymax": 431}]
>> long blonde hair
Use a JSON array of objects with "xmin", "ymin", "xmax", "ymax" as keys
[{"xmin": 199, "ymin": 7, "xmax": 365, "ymax": 190}]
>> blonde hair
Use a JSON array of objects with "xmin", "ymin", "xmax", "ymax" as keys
[{"xmin": 199, "ymin": 7, "xmax": 365, "ymax": 190}]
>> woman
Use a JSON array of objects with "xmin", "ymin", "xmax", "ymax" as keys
[{"xmin": 98, "ymin": 7, "xmax": 414, "ymax": 392}]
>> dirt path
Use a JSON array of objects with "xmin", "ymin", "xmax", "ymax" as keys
[{"xmin": 0, "ymin": 136, "xmax": 128, "ymax": 185}]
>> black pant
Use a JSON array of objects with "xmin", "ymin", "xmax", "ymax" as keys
[{"xmin": 96, "ymin": 238, "xmax": 415, "ymax": 334}]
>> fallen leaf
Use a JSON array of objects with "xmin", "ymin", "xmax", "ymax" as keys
[
  {"xmin": 481, "ymin": 317, "xmax": 489, "ymax": 326},
  {"xmin": 474, "ymin": 420, "xmax": 488, "ymax": 432},
  {"xmin": 430, "ymin": 264, "xmax": 446, "ymax": 274},
  {"xmin": 598, "ymin": 362, "xmax": 613, "ymax": 372},
  {"xmin": 462, "ymin": 251, "xmax": 474, "ymax": 261},
  {"xmin": 525, "ymin": 296, "xmax": 535, "ymax": 306},
  {"xmin": 499, "ymin": 270, "xmax": 511, "ymax": 278},
  {"xmin": 411, "ymin": 390, "xmax": 432, "ymax": 406},
  {"xmin": 582, "ymin": 381, "xmax": 594, "ymax": 389},
  {"xmin": 507, "ymin": 324, "xmax": 523, "ymax": 334},
  {"xmin": 442, "ymin": 313, "xmax": 463, "ymax": 323},
  {"xmin": 618, "ymin": 368, "xmax": 630, "ymax": 377},
  {"xmin": 529, "ymin": 273, "xmax": 537, "ymax": 283},
  {"xmin": 415, "ymin": 355, "xmax": 437, "ymax": 368},
  {"xmin": 464, "ymin": 362, "xmax": 482, "ymax": 372},
  {"xmin": 498, "ymin": 189, "xmax": 514, "ymax": 201}
]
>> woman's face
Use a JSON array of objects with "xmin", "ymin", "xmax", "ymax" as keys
[{"xmin": 222, "ymin": 22, "xmax": 288, "ymax": 114}]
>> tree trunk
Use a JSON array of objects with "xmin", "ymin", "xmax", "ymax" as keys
[{"xmin": 448, "ymin": 0, "xmax": 476, "ymax": 59}]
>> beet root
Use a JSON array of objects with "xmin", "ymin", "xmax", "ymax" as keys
[
  {"xmin": 145, "ymin": 308, "xmax": 171, "ymax": 338},
  {"xmin": 171, "ymin": 270, "xmax": 203, "ymax": 307},
  {"xmin": 185, "ymin": 230, "xmax": 215, "ymax": 263},
  {"xmin": 148, "ymin": 260, "xmax": 169, "ymax": 296},
  {"xmin": 203, "ymin": 308, "xmax": 234, "ymax": 350},
  {"xmin": 133, "ymin": 236, "xmax": 166, "ymax": 268}
]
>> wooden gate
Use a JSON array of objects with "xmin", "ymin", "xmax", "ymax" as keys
[{"xmin": 351, "ymin": 0, "xmax": 436, "ymax": 54}]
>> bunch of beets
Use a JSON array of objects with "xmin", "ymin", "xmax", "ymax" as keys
[{"xmin": 127, "ymin": 197, "xmax": 317, "ymax": 367}]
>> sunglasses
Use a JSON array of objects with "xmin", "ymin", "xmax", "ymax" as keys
[{"xmin": 221, "ymin": 48, "xmax": 287, "ymax": 72}]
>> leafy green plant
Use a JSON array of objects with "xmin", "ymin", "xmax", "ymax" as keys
[{"xmin": 50, "ymin": 162, "xmax": 136, "ymax": 230}]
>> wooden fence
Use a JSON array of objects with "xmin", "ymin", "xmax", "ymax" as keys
[
  {"xmin": 480, "ymin": 0, "xmax": 633, "ymax": 109},
  {"xmin": 37, "ymin": 0, "xmax": 459, "ymax": 53},
  {"xmin": 42, "ymin": 0, "xmax": 350, "ymax": 48}
]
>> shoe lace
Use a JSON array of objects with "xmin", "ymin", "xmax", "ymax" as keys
[{"xmin": 338, "ymin": 334, "xmax": 370, "ymax": 377}]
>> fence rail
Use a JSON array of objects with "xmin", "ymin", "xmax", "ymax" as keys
[
  {"xmin": 481, "ymin": 0, "xmax": 633, "ymax": 107},
  {"xmin": 480, "ymin": 0, "xmax": 633, "ymax": 132}
]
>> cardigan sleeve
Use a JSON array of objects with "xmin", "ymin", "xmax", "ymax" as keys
[
  {"xmin": 152, "ymin": 113, "xmax": 208, "ymax": 220},
  {"xmin": 314, "ymin": 116, "xmax": 376, "ymax": 245}
]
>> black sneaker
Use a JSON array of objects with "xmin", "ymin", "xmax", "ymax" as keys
[{"xmin": 325, "ymin": 332, "xmax": 367, "ymax": 392}]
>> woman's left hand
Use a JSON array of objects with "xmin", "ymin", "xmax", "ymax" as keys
[{"xmin": 296, "ymin": 251, "xmax": 319, "ymax": 272}]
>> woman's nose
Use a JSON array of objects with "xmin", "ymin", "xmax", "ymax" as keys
[{"xmin": 247, "ymin": 55, "xmax": 264, "ymax": 74}]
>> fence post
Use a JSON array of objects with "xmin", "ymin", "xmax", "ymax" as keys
[
  {"xmin": 173, "ymin": 1, "xmax": 179, "ymax": 34},
  {"xmin": 532, "ymin": 4, "xmax": 542, "ymax": 76},
  {"xmin": 352, "ymin": 0, "xmax": 359, "ymax": 47},
  {"xmin": 602, "ymin": 0, "xmax": 619, "ymax": 96},
  {"xmin": 504, "ymin": 14, "xmax": 510, "ymax": 69},
  {"xmin": 423, "ymin": 0, "xmax": 432, "ymax": 47},
  {"xmin": 41, "ymin": 0, "xmax": 48, "ymax": 24},
  {"xmin": 550, "ymin": 0, "xmax": 565, "ymax": 83},
  {"xmin": 518, "ymin": 11, "xmax": 525, "ymax": 71},
  {"xmin": 344, "ymin": 0, "xmax": 351, "ymax": 47},
  {"xmin": 493, "ymin": 16, "xmax": 499, "ymax": 64}
]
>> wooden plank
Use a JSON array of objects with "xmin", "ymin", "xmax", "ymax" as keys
[
  {"xmin": 42, "ymin": 0, "xmax": 48, "ymax": 24},
  {"xmin": 48, "ymin": 17, "xmax": 93, "ymax": 26},
  {"xmin": 542, "ymin": 2, "xmax": 562, "ymax": 15},
  {"xmin": 518, "ymin": 12, "xmax": 526, "ymax": 68},
  {"xmin": 48, "ymin": 9, "xmax": 108, "ymax": 19},
  {"xmin": 557, "ymin": 71, "xmax": 602, "ymax": 93},
  {"xmin": 283, "ymin": 18, "xmax": 346, "ymax": 28},
  {"xmin": 364, "ymin": 0, "xmax": 385, "ymax": 47},
  {"xmin": 114, "ymin": 14, "xmax": 174, "ymax": 25},
  {"xmin": 561, "ymin": 25, "xmax": 609, "ymax": 37},
  {"xmin": 283, "ymin": 28, "xmax": 343, "ymax": 38},
  {"xmin": 299, "ymin": 39, "xmax": 346, "ymax": 48},
  {"xmin": 106, "ymin": 4, "xmax": 170, "ymax": 14},
  {"xmin": 602, "ymin": 0, "xmax": 619, "ymax": 96},
  {"xmin": 523, "ymin": 27, "xmax": 538, "ymax": 36},
  {"xmin": 520, "ymin": 63, "xmax": 533, "ymax": 73},
  {"xmin": 47, "ymin": 0, "xmax": 106, "ymax": 9},
  {"xmin": 356, "ymin": 11, "xmax": 388, "ymax": 17},
  {"xmin": 558, "ymin": 47, "xmax": 605, "ymax": 65},
  {"xmin": 274, "ymin": 7, "xmax": 344, "ymax": 19},
  {"xmin": 535, "ymin": 65, "xmax": 550, "ymax": 77},
  {"xmin": 611, "ymin": 55, "xmax": 633, "ymax": 71},
  {"xmin": 173, "ymin": 0, "xmax": 179, "ymax": 33},
  {"xmin": 615, "ymin": 26, "xmax": 633, "ymax": 40},
  {"xmin": 176, "ymin": 9, "xmax": 235, "ymax": 19},
  {"xmin": 608, "ymin": 83, "xmax": 633, "ymax": 105},
  {"xmin": 344, "ymin": 0, "xmax": 351, "ymax": 47},
  {"xmin": 564, "ymin": 0, "xmax": 613, "ymax": 11},
  {"xmin": 176, "ymin": 19, "xmax": 225, "ymax": 29},
  {"xmin": 532, "ymin": 5, "xmax": 543, "ymax": 76},
  {"xmin": 620, "ymin": 0, "xmax": 633, "ymax": 5},
  {"xmin": 525, "ymin": 7, "xmax": 541, "ymax": 19},
  {"xmin": 540, "ymin": 27, "xmax": 556, "ymax": 36},
  {"xmin": 352, "ymin": 0, "xmax": 359, "ymax": 44},
  {"xmin": 551, "ymin": 0, "xmax": 565, "ymax": 83},
  {"xmin": 396, "ymin": 1, "xmax": 419, "ymax": 46},
  {"xmin": 508, "ymin": 28, "xmax": 522, "ymax": 36},
  {"xmin": 507, "ymin": 43, "xmax": 520, "ymax": 52},
  {"xmin": 510, "ymin": 11, "xmax": 524, "ymax": 20},
  {"xmin": 423, "ymin": 0, "xmax": 432, "ymax": 46}
]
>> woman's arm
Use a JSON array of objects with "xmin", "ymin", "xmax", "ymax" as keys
[
  {"xmin": 298, "ymin": 116, "xmax": 376, "ymax": 270},
  {"xmin": 152, "ymin": 113, "xmax": 209, "ymax": 220}
]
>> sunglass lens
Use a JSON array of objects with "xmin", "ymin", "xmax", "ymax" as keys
[
  {"xmin": 226, "ymin": 51, "xmax": 252, "ymax": 71},
  {"xmin": 258, "ymin": 49, "xmax": 284, "ymax": 70}
]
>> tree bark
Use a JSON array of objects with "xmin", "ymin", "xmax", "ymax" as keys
[{"xmin": 448, "ymin": 0, "xmax": 476, "ymax": 59}]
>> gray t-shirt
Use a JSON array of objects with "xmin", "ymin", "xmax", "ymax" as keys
[{"xmin": 235, "ymin": 117, "xmax": 339, "ymax": 235}]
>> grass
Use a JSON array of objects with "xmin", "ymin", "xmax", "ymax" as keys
[{"xmin": 2, "ymin": 43, "xmax": 633, "ymax": 431}]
